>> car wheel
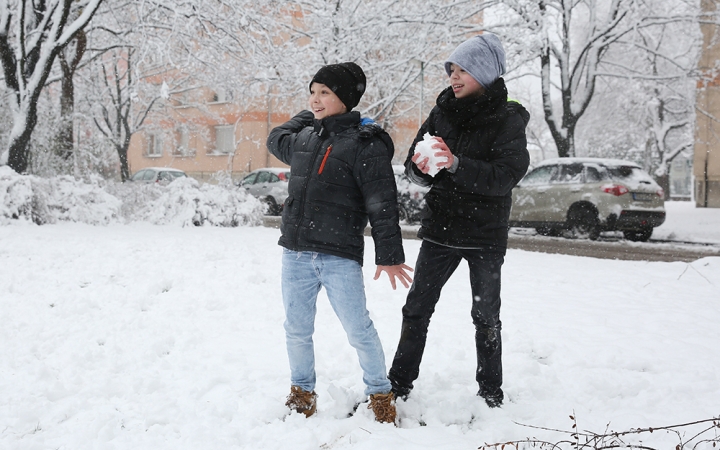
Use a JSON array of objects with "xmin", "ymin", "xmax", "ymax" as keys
[
  {"xmin": 623, "ymin": 227, "xmax": 653, "ymax": 242},
  {"xmin": 264, "ymin": 196, "xmax": 281, "ymax": 216},
  {"xmin": 536, "ymin": 226, "xmax": 560, "ymax": 237},
  {"xmin": 567, "ymin": 205, "xmax": 600, "ymax": 240}
]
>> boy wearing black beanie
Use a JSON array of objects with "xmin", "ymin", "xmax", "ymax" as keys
[{"xmin": 267, "ymin": 62, "xmax": 412, "ymax": 424}]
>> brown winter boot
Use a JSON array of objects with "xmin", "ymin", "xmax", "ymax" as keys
[
  {"xmin": 368, "ymin": 392, "xmax": 396, "ymax": 424},
  {"xmin": 285, "ymin": 386, "xmax": 317, "ymax": 417}
]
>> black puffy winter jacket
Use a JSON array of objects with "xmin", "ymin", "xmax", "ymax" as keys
[
  {"xmin": 406, "ymin": 78, "xmax": 530, "ymax": 253},
  {"xmin": 267, "ymin": 110, "xmax": 405, "ymax": 266}
]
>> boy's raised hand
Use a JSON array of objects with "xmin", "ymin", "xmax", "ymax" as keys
[{"xmin": 374, "ymin": 264, "xmax": 414, "ymax": 290}]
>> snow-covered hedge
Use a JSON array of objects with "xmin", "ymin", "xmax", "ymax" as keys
[{"xmin": 0, "ymin": 166, "xmax": 265, "ymax": 226}]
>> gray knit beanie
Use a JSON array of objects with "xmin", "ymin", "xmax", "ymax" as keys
[{"xmin": 444, "ymin": 34, "xmax": 506, "ymax": 89}]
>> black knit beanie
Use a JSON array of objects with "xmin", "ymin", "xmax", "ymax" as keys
[{"xmin": 309, "ymin": 62, "xmax": 366, "ymax": 111}]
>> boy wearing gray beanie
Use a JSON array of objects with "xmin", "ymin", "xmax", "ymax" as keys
[{"xmin": 388, "ymin": 34, "xmax": 530, "ymax": 409}]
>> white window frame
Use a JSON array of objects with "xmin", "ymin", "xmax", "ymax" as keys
[
  {"xmin": 147, "ymin": 133, "xmax": 162, "ymax": 157},
  {"xmin": 214, "ymin": 125, "xmax": 235, "ymax": 154},
  {"xmin": 175, "ymin": 127, "xmax": 193, "ymax": 156}
]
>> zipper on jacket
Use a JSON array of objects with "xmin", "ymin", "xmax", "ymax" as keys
[
  {"xmin": 292, "ymin": 135, "xmax": 326, "ymax": 248},
  {"xmin": 317, "ymin": 145, "xmax": 333, "ymax": 174}
]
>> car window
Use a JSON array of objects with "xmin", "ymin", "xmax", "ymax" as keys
[
  {"xmin": 241, "ymin": 173, "xmax": 258, "ymax": 185},
  {"xmin": 606, "ymin": 166, "xmax": 653, "ymax": 183},
  {"xmin": 520, "ymin": 165, "xmax": 556, "ymax": 186},
  {"xmin": 131, "ymin": 170, "xmax": 146, "ymax": 181},
  {"xmin": 584, "ymin": 165, "xmax": 604, "ymax": 183},
  {"xmin": 268, "ymin": 173, "xmax": 280, "ymax": 183},
  {"xmin": 169, "ymin": 171, "xmax": 186, "ymax": 179},
  {"xmin": 158, "ymin": 171, "xmax": 173, "ymax": 181},
  {"xmin": 553, "ymin": 164, "xmax": 584, "ymax": 184},
  {"xmin": 143, "ymin": 170, "xmax": 157, "ymax": 181},
  {"xmin": 256, "ymin": 171, "xmax": 273, "ymax": 184}
]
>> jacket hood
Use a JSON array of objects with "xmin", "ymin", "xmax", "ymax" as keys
[{"xmin": 507, "ymin": 100, "xmax": 530, "ymax": 127}]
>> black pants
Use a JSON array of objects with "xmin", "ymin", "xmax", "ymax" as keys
[{"xmin": 388, "ymin": 240, "xmax": 504, "ymax": 397}]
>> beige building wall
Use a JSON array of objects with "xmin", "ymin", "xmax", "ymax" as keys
[
  {"xmin": 695, "ymin": 0, "xmax": 720, "ymax": 207},
  {"xmin": 127, "ymin": 87, "xmax": 429, "ymax": 182}
]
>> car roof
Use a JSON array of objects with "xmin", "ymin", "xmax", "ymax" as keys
[
  {"xmin": 139, "ymin": 167, "xmax": 186, "ymax": 173},
  {"xmin": 250, "ymin": 167, "xmax": 290, "ymax": 174},
  {"xmin": 536, "ymin": 157, "xmax": 642, "ymax": 168}
]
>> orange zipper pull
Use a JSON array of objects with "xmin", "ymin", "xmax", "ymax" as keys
[{"xmin": 318, "ymin": 145, "xmax": 333, "ymax": 174}]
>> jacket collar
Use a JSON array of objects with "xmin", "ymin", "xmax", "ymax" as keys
[
  {"xmin": 436, "ymin": 78, "xmax": 508, "ymax": 130},
  {"xmin": 313, "ymin": 111, "xmax": 361, "ymax": 138}
]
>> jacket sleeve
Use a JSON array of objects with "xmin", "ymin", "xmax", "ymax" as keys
[
  {"xmin": 354, "ymin": 137, "xmax": 405, "ymax": 266},
  {"xmin": 451, "ymin": 112, "xmax": 530, "ymax": 197},
  {"xmin": 266, "ymin": 110, "xmax": 315, "ymax": 165}
]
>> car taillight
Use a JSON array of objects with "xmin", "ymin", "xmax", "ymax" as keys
[
  {"xmin": 656, "ymin": 188, "xmax": 664, "ymax": 197},
  {"xmin": 279, "ymin": 173, "xmax": 288, "ymax": 181},
  {"xmin": 601, "ymin": 184, "xmax": 629, "ymax": 196}
]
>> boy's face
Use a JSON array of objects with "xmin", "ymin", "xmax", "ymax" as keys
[
  {"xmin": 448, "ymin": 63, "xmax": 486, "ymax": 99},
  {"xmin": 309, "ymin": 82, "xmax": 347, "ymax": 119}
]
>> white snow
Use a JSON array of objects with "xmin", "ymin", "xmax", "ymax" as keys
[
  {"xmin": 653, "ymin": 200, "xmax": 720, "ymax": 244},
  {"xmin": 1, "ymin": 201, "xmax": 719, "ymax": 449}
]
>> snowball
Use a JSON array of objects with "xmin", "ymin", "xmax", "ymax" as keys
[{"xmin": 414, "ymin": 133, "xmax": 447, "ymax": 176}]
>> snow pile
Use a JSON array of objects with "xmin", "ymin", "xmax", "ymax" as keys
[
  {"xmin": 0, "ymin": 166, "xmax": 120, "ymax": 225},
  {"xmin": 0, "ymin": 166, "xmax": 264, "ymax": 227}
]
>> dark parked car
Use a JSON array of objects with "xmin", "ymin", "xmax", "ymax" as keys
[
  {"xmin": 129, "ymin": 167, "xmax": 187, "ymax": 184},
  {"xmin": 509, "ymin": 158, "xmax": 666, "ymax": 241},
  {"xmin": 393, "ymin": 165, "xmax": 429, "ymax": 224},
  {"xmin": 238, "ymin": 168, "xmax": 290, "ymax": 215}
]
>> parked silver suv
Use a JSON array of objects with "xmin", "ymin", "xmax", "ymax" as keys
[
  {"xmin": 509, "ymin": 158, "xmax": 666, "ymax": 241},
  {"xmin": 238, "ymin": 168, "xmax": 290, "ymax": 215}
]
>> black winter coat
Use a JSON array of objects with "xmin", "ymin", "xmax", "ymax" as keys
[
  {"xmin": 267, "ymin": 110, "xmax": 405, "ymax": 266},
  {"xmin": 405, "ymin": 78, "xmax": 530, "ymax": 253}
]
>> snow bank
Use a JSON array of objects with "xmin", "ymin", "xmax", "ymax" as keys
[{"xmin": 0, "ymin": 166, "xmax": 264, "ymax": 227}]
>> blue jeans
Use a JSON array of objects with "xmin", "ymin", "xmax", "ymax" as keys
[{"xmin": 281, "ymin": 249, "xmax": 392, "ymax": 396}]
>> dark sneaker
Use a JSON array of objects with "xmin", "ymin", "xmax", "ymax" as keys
[
  {"xmin": 478, "ymin": 387, "xmax": 504, "ymax": 408},
  {"xmin": 286, "ymin": 386, "xmax": 318, "ymax": 417},
  {"xmin": 368, "ymin": 392, "xmax": 397, "ymax": 424}
]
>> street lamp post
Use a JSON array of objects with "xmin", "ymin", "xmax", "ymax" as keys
[{"xmin": 412, "ymin": 59, "xmax": 425, "ymax": 129}]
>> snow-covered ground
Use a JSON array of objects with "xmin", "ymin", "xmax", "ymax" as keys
[
  {"xmin": 653, "ymin": 201, "xmax": 720, "ymax": 244},
  {"xmin": 1, "ymin": 202, "xmax": 719, "ymax": 449}
]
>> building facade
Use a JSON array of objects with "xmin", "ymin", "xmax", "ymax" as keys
[{"xmin": 695, "ymin": 0, "xmax": 720, "ymax": 207}]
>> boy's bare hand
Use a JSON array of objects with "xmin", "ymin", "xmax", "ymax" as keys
[
  {"xmin": 374, "ymin": 264, "xmax": 414, "ymax": 290},
  {"xmin": 411, "ymin": 137, "xmax": 454, "ymax": 173},
  {"xmin": 431, "ymin": 137, "xmax": 454, "ymax": 169},
  {"xmin": 411, "ymin": 152, "xmax": 431, "ymax": 174}
]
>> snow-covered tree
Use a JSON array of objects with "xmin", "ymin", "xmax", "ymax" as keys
[
  {"xmin": 0, "ymin": 0, "xmax": 104, "ymax": 174},
  {"xmin": 486, "ymin": 0, "xmax": 699, "ymax": 159}
]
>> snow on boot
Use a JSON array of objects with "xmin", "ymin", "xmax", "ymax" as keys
[
  {"xmin": 368, "ymin": 392, "xmax": 397, "ymax": 424},
  {"xmin": 285, "ymin": 386, "xmax": 317, "ymax": 417}
]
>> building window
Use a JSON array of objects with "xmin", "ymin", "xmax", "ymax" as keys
[
  {"xmin": 212, "ymin": 87, "xmax": 232, "ymax": 103},
  {"xmin": 214, "ymin": 125, "xmax": 235, "ymax": 154},
  {"xmin": 147, "ymin": 133, "xmax": 162, "ymax": 157},
  {"xmin": 173, "ymin": 127, "xmax": 194, "ymax": 157}
]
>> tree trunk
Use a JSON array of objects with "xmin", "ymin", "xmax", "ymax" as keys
[
  {"xmin": 57, "ymin": 32, "xmax": 87, "ymax": 163},
  {"xmin": 116, "ymin": 134, "xmax": 132, "ymax": 181},
  {"xmin": 7, "ymin": 104, "xmax": 39, "ymax": 174}
]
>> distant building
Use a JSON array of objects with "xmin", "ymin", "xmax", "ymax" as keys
[{"xmin": 695, "ymin": 0, "xmax": 720, "ymax": 207}]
